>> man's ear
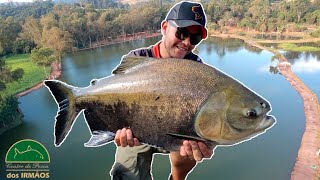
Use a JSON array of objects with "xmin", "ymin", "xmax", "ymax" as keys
[{"xmin": 161, "ymin": 21, "xmax": 168, "ymax": 35}]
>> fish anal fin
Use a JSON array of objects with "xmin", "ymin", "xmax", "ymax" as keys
[{"xmin": 84, "ymin": 131, "xmax": 116, "ymax": 147}]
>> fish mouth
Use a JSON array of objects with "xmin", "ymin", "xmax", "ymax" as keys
[{"xmin": 256, "ymin": 115, "xmax": 276, "ymax": 132}]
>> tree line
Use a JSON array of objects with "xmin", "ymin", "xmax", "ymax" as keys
[
  {"xmin": 203, "ymin": 0, "xmax": 320, "ymax": 33},
  {"xmin": 1, "ymin": 0, "xmax": 320, "ymax": 60}
]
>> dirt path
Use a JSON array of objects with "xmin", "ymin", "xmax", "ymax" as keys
[
  {"xmin": 212, "ymin": 33, "xmax": 320, "ymax": 179},
  {"xmin": 16, "ymin": 61, "xmax": 61, "ymax": 97}
]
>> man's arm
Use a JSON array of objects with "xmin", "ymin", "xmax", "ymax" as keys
[{"xmin": 169, "ymin": 141, "xmax": 214, "ymax": 179}]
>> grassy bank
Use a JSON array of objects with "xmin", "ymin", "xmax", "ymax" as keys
[
  {"xmin": 210, "ymin": 27, "xmax": 320, "ymax": 53},
  {"xmin": 277, "ymin": 43, "xmax": 320, "ymax": 52},
  {"xmin": 1, "ymin": 54, "xmax": 49, "ymax": 96}
]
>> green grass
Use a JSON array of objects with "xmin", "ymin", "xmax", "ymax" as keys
[
  {"xmin": 277, "ymin": 43, "xmax": 320, "ymax": 52},
  {"xmin": 1, "ymin": 54, "xmax": 50, "ymax": 96}
]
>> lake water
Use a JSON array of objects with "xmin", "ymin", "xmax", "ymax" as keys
[{"xmin": 1, "ymin": 36, "xmax": 318, "ymax": 180}]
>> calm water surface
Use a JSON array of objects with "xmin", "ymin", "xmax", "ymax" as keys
[{"xmin": 1, "ymin": 37, "xmax": 318, "ymax": 180}]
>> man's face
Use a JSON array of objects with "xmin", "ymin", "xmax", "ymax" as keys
[{"xmin": 162, "ymin": 21, "xmax": 203, "ymax": 59}]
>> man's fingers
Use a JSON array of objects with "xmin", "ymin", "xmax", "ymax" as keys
[
  {"xmin": 180, "ymin": 145, "xmax": 187, "ymax": 157},
  {"xmin": 198, "ymin": 142, "xmax": 213, "ymax": 158},
  {"xmin": 183, "ymin": 141, "xmax": 193, "ymax": 160},
  {"xmin": 114, "ymin": 130, "xmax": 121, "ymax": 146},
  {"xmin": 133, "ymin": 138, "xmax": 140, "ymax": 146},
  {"xmin": 126, "ymin": 129, "xmax": 134, "ymax": 147},
  {"xmin": 190, "ymin": 141, "xmax": 203, "ymax": 161},
  {"xmin": 120, "ymin": 128, "xmax": 128, "ymax": 147}
]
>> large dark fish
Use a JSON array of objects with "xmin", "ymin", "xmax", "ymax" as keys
[{"xmin": 44, "ymin": 57, "xmax": 275, "ymax": 151}]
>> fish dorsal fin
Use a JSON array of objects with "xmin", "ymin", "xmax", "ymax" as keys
[
  {"xmin": 166, "ymin": 133, "xmax": 208, "ymax": 142},
  {"xmin": 27, "ymin": 146, "xmax": 32, "ymax": 150},
  {"xmin": 112, "ymin": 56, "xmax": 151, "ymax": 74}
]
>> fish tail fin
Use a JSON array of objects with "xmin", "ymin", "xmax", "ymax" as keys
[{"xmin": 44, "ymin": 80, "xmax": 80, "ymax": 147}]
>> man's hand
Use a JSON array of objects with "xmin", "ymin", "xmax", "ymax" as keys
[
  {"xmin": 179, "ymin": 140, "xmax": 214, "ymax": 161},
  {"xmin": 114, "ymin": 128, "xmax": 140, "ymax": 147}
]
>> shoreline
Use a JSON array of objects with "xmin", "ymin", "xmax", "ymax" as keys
[
  {"xmin": 211, "ymin": 32, "xmax": 320, "ymax": 179},
  {"xmin": 16, "ymin": 61, "xmax": 62, "ymax": 98},
  {"xmin": 76, "ymin": 32, "xmax": 161, "ymax": 51}
]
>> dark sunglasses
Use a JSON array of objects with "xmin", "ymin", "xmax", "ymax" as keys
[
  {"xmin": 169, "ymin": 21, "xmax": 202, "ymax": 45},
  {"xmin": 175, "ymin": 27, "xmax": 202, "ymax": 46}
]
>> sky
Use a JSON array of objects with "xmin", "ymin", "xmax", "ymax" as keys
[{"xmin": 0, "ymin": 0, "xmax": 34, "ymax": 3}]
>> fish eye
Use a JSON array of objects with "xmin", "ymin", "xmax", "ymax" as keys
[{"xmin": 247, "ymin": 109, "xmax": 257, "ymax": 119}]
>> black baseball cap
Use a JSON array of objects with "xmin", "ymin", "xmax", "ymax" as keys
[{"xmin": 165, "ymin": 1, "xmax": 207, "ymax": 39}]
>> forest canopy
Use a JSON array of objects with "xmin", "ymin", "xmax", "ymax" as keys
[{"xmin": 0, "ymin": 0, "xmax": 320, "ymax": 58}]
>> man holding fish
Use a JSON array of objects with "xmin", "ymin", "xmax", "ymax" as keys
[
  {"xmin": 44, "ymin": 1, "xmax": 275, "ymax": 180},
  {"xmin": 111, "ymin": 1, "xmax": 213, "ymax": 180}
]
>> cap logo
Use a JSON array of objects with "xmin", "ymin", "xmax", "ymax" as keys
[{"xmin": 191, "ymin": 5, "xmax": 203, "ymax": 20}]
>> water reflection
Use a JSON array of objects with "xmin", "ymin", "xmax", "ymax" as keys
[
  {"xmin": 202, "ymin": 37, "xmax": 244, "ymax": 57},
  {"xmin": 203, "ymin": 37, "xmax": 266, "ymax": 58},
  {"xmin": 261, "ymin": 43, "xmax": 320, "ymax": 60},
  {"xmin": 291, "ymin": 58, "xmax": 320, "ymax": 73},
  {"xmin": 278, "ymin": 51, "xmax": 320, "ymax": 74}
]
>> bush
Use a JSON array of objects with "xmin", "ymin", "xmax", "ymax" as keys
[
  {"xmin": 0, "ymin": 95, "xmax": 22, "ymax": 126},
  {"xmin": 285, "ymin": 24, "xmax": 308, "ymax": 32},
  {"xmin": 238, "ymin": 32, "xmax": 246, "ymax": 36},
  {"xmin": 310, "ymin": 28, "xmax": 320, "ymax": 38},
  {"xmin": 207, "ymin": 22, "xmax": 220, "ymax": 31}
]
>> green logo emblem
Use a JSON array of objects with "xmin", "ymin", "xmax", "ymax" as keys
[{"xmin": 6, "ymin": 139, "xmax": 50, "ymax": 163}]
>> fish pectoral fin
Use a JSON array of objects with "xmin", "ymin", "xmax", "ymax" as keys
[
  {"xmin": 84, "ymin": 131, "xmax": 116, "ymax": 147},
  {"xmin": 166, "ymin": 133, "xmax": 207, "ymax": 142}
]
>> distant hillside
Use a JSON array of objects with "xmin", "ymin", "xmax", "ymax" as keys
[
  {"xmin": 53, "ymin": 0, "xmax": 78, "ymax": 3},
  {"xmin": 53, "ymin": 0, "xmax": 171, "ymax": 6}
]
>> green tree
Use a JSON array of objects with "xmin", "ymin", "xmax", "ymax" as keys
[
  {"xmin": 0, "ymin": 16, "xmax": 21, "ymax": 55},
  {"xmin": 247, "ymin": 0, "xmax": 271, "ymax": 30},
  {"xmin": 0, "ymin": 0, "xmax": 54, "ymax": 21},
  {"xmin": 40, "ymin": 13, "xmax": 58, "ymax": 31},
  {"xmin": 85, "ymin": 10, "xmax": 99, "ymax": 47},
  {"xmin": 306, "ymin": 10, "xmax": 320, "ymax": 25},
  {"xmin": 42, "ymin": 27, "xmax": 73, "ymax": 60},
  {"xmin": 30, "ymin": 47, "xmax": 54, "ymax": 77},
  {"xmin": 19, "ymin": 16, "xmax": 43, "ymax": 48},
  {"xmin": 0, "ymin": 95, "xmax": 22, "ymax": 132},
  {"xmin": 290, "ymin": 0, "xmax": 311, "ymax": 23}
]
